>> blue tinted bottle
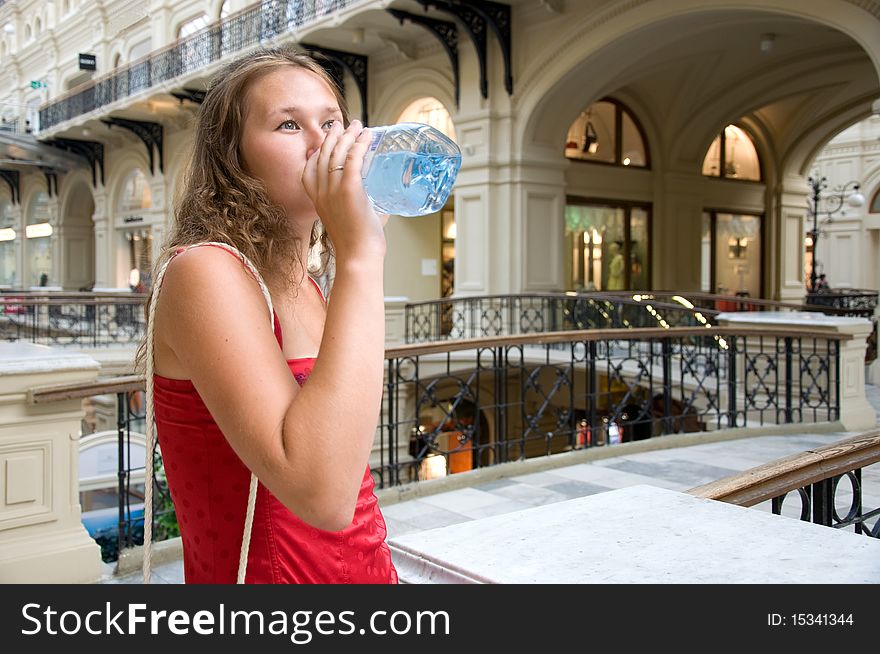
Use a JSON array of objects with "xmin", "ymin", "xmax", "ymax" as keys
[{"xmin": 361, "ymin": 123, "xmax": 462, "ymax": 217}]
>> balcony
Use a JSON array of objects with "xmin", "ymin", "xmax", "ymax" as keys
[{"xmin": 38, "ymin": 1, "xmax": 360, "ymax": 134}]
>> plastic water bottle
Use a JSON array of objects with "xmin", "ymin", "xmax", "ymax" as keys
[{"xmin": 361, "ymin": 123, "xmax": 462, "ymax": 217}]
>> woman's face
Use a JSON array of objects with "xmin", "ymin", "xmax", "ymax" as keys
[{"xmin": 239, "ymin": 66, "xmax": 344, "ymax": 226}]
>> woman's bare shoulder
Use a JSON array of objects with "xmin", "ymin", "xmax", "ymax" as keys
[{"xmin": 153, "ymin": 245, "xmax": 272, "ymax": 346}]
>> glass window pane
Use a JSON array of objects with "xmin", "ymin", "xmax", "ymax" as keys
[
  {"xmin": 29, "ymin": 236, "xmax": 51, "ymax": 287},
  {"xmin": 701, "ymin": 212, "xmax": 712, "ymax": 292},
  {"xmin": 565, "ymin": 101, "xmax": 616, "ymax": 164},
  {"xmin": 119, "ymin": 170, "xmax": 152, "ymax": 213},
  {"xmin": 630, "ymin": 208, "xmax": 649, "ymax": 289},
  {"xmin": 702, "ymin": 135, "xmax": 722, "ymax": 176},
  {"xmin": 566, "ymin": 204, "xmax": 627, "ymax": 290},
  {"xmin": 870, "ymin": 189, "xmax": 880, "ymax": 214},
  {"xmin": 0, "ymin": 197, "xmax": 12, "ymax": 286},
  {"xmin": 179, "ymin": 15, "xmax": 209, "ymax": 38},
  {"xmin": 723, "ymin": 125, "xmax": 760, "ymax": 180},
  {"xmin": 715, "ymin": 213, "xmax": 761, "ymax": 297},
  {"xmin": 0, "ymin": 239, "xmax": 14, "ymax": 286},
  {"xmin": 598, "ymin": 207, "xmax": 626, "ymax": 290},
  {"xmin": 621, "ymin": 111, "xmax": 646, "ymax": 167},
  {"xmin": 398, "ymin": 97, "xmax": 456, "ymax": 141},
  {"xmin": 27, "ymin": 191, "xmax": 49, "ymax": 225}
]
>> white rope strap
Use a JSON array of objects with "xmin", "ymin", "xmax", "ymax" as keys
[{"xmin": 143, "ymin": 241, "xmax": 274, "ymax": 584}]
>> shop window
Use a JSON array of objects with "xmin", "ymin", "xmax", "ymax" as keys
[
  {"xmin": 701, "ymin": 211, "xmax": 763, "ymax": 297},
  {"xmin": 565, "ymin": 199, "xmax": 650, "ymax": 291},
  {"xmin": 702, "ymin": 125, "xmax": 761, "ymax": 181},
  {"xmin": 126, "ymin": 230, "xmax": 153, "ymax": 292},
  {"xmin": 564, "ymin": 99, "xmax": 649, "ymax": 168}
]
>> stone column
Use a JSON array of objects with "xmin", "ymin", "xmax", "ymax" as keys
[
  {"xmin": 91, "ymin": 189, "xmax": 111, "ymax": 288},
  {"xmin": 775, "ymin": 175, "xmax": 810, "ymax": 302},
  {"xmin": 454, "ymin": 114, "xmax": 568, "ymax": 297},
  {"xmin": 384, "ymin": 297, "xmax": 409, "ymax": 347},
  {"xmin": 657, "ymin": 172, "xmax": 706, "ymax": 291},
  {"xmin": 0, "ymin": 343, "xmax": 102, "ymax": 583}
]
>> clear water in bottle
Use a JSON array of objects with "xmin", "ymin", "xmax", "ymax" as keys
[{"xmin": 361, "ymin": 123, "xmax": 462, "ymax": 217}]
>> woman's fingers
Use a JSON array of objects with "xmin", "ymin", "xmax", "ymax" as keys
[
  {"xmin": 341, "ymin": 125, "xmax": 371, "ymax": 180},
  {"xmin": 316, "ymin": 120, "xmax": 343, "ymax": 193}
]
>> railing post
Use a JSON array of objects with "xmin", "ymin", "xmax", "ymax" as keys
[
  {"xmin": 588, "ymin": 340, "xmax": 598, "ymax": 438},
  {"xmin": 727, "ymin": 335, "xmax": 738, "ymax": 428},
  {"xmin": 496, "ymin": 345, "xmax": 508, "ymax": 463},
  {"xmin": 116, "ymin": 391, "xmax": 128, "ymax": 556},
  {"xmin": 662, "ymin": 338, "xmax": 673, "ymax": 435},
  {"xmin": 385, "ymin": 358, "xmax": 396, "ymax": 488},
  {"xmin": 811, "ymin": 478, "xmax": 834, "ymax": 527},
  {"xmin": 784, "ymin": 336, "xmax": 794, "ymax": 424}
]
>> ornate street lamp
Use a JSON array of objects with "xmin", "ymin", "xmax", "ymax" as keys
[{"xmin": 805, "ymin": 176, "xmax": 865, "ymax": 292}]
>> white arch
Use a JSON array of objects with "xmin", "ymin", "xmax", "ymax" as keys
[
  {"xmin": 517, "ymin": 0, "xmax": 880, "ymax": 154},
  {"xmin": 58, "ymin": 168, "xmax": 94, "ymax": 217},
  {"xmin": 518, "ymin": 0, "xmax": 880, "ymax": 111},
  {"xmin": 371, "ymin": 66, "xmax": 457, "ymax": 128}
]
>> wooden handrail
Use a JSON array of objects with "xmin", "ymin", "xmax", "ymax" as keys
[
  {"xmin": 385, "ymin": 325, "xmax": 850, "ymax": 358},
  {"xmin": 29, "ymin": 375, "xmax": 144, "ymax": 404},
  {"xmin": 28, "ymin": 324, "xmax": 852, "ymax": 403},
  {"xmin": 687, "ymin": 429, "xmax": 880, "ymax": 506}
]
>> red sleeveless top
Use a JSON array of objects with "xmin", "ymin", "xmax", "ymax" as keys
[{"xmin": 152, "ymin": 248, "xmax": 397, "ymax": 584}]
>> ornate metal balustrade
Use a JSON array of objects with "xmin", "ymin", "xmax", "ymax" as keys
[
  {"xmin": 689, "ymin": 430, "xmax": 880, "ymax": 538},
  {"xmin": 373, "ymin": 326, "xmax": 843, "ymax": 488},
  {"xmin": 0, "ymin": 292, "xmax": 146, "ymax": 346},
  {"xmin": 30, "ymin": 324, "xmax": 846, "ymax": 561},
  {"xmin": 405, "ymin": 292, "xmax": 718, "ymax": 343},
  {"xmin": 409, "ymin": 290, "xmax": 878, "ymax": 365},
  {"xmin": 805, "ymin": 288, "xmax": 879, "ymax": 364},
  {"xmin": 39, "ymin": 0, "xmax": 354, "ymax": 131}
]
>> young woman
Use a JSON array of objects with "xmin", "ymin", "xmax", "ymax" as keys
[{"xmin": 137, "ymin": 46, "xmax": 397, "ymax": 584}]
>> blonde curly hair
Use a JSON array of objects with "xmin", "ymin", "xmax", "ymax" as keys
[{"xmin": 134, "ymin": 46, "xmax": 349, "ymax": 373}]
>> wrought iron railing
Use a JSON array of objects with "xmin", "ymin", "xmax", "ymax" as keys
[
  {"xmin": 0, "ymin": 292, "xmax": 147, "ymax": 346},
  {"xmin": 408, "ymin": 290, "xmax": 879, "ymax": 364},
  {"xmin": 31, "ymin": 324, "xmax": 847, "ymax": 560},
  {"xmin": 374, "ymin": 326, "xmax": 842, "ymax": 488},
  {"xmin": 805, "ymin": 288, "xmax": 879, "ymax": 313},
  {"xmin": 689, "ymin": 430, "xmax": 880, "ymax": 538},
  {"xmin": 805, "ymin": 288, "xmax": 879, "ymax": 363},
  {"xmin": 405, "ymin": 292, "xmax": 719, "ymax": 343},
  {"xmin": 39, "ymin": 0, "xmax": 353, "ymax": 131}
]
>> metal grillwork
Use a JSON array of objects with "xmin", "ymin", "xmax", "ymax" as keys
[
  {"xmin": 406, "ymin": 293, "xmax": 718, "ymax": 343},
  {"xmin": 805, "ymin": 288, "xmax": 879, "ymax": 364},
  {"xmin": 39, "ymin": 0, "xmax": 354, "ymax": 131},
  {"xmin": 770, "ymin": 471, "xmax": 879, "ymax": 538},
  {"xmin": 109, "ymin": 387, "xmax": 178, "ymax": 563},
  {"xmin": 690, "ymin": 431, "xmax": 880, "ymax": 539},
  {"xmin": 0, "ymin": 293, "xmax": 146, "ymax": 346},
  {"xmin": 372, "ymin": 327, "xmax": 842, "ymax": 489}
]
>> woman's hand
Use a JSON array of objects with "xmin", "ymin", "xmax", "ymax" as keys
[{"xmin": 302, "ymin": 119, "xmax": 386, "ymax": 260}]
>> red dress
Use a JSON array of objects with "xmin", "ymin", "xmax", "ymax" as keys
[{"xmin": 152, "ymin": 253, "xmax": 397, "ymax": 584}]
